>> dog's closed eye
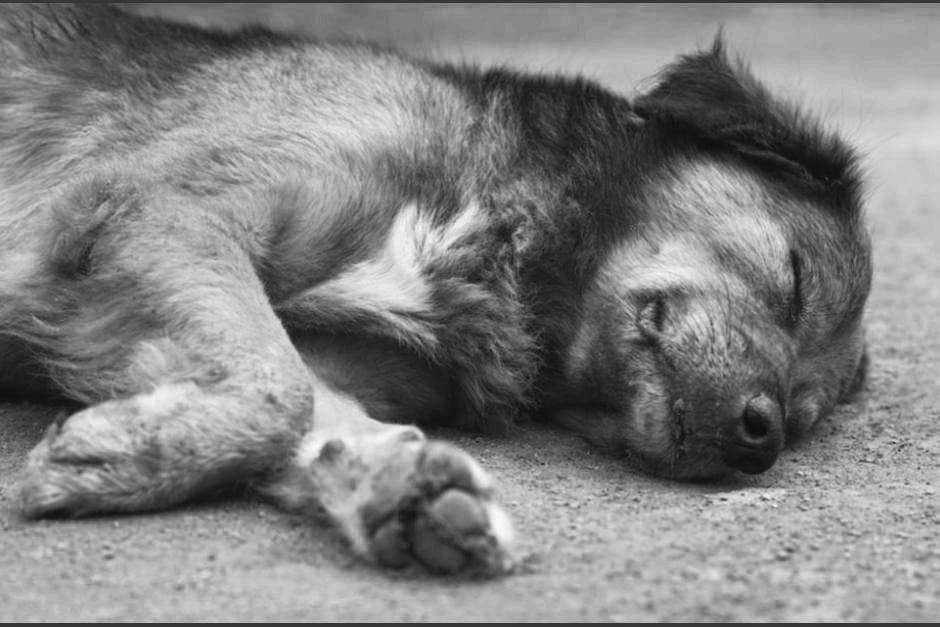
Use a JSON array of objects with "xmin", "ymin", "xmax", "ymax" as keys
[{"xmin": 785, "ymin": 249, "xmax": 803, "ymax": 330}]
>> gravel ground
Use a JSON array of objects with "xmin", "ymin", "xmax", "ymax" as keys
[{"xmin": 1, "ymin": 4, "xmax": 937, "ymax": 622}]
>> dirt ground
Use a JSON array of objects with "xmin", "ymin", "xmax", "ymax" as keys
[{"xmin": 1, "ymin": 4, "xmax": 937, "ymax": 622}]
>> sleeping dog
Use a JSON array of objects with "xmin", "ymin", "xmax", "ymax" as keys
[{"xmin": 0, "ymin": 5, "xmax": 871, "ymax": 575}]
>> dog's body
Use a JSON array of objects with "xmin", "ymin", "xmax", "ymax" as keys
[{"xmin": 0, "ymin": 5, "xmax": 872, "ymax": 575}]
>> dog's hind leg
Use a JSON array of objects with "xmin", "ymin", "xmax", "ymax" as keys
[
  {"xmin": 17, "ymin": 183, "xmax": 316, "ymax": 517},
  {"xmin": 273, "ymin": 374, "xmax": 515, "ymax": 576}
]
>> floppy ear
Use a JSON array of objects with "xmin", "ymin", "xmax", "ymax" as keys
[
  {"xmin": 633, "ymin": 34, "xmax": 861, "ymax": 209},
  {"xmin": 634, "ymin": 34, "xmax": 766, "ymax": 125}
]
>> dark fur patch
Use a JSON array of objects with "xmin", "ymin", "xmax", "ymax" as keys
[{"xmin": 633, "ymin": 37, "xmax": 863, "ymax": 213}]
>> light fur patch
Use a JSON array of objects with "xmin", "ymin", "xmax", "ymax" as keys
[
  {"xmin": 603, "ymin": 158, "xmax": 791, "ymax": 298},
  {"xmin": 135, "ymin": 381, "xmax": 199, "ymax": 416},
  {"xmin": 651, "ymin": 158, "xmax": 790, "ymax": 269},
  {"xmin": 599, "ymin": 237, "xmax": 721, "ymax": 296},
  {"xmin": 0, "ymin": 249, "xmax": 41, "ymax": 291},
  {"xmin": 417, "ymin": 198, "xmax": 488, "ymax": 255},
  {"xmin": 314, "ymin": 202, "xmax": 434, "ymax": 320},
  {"xmin": 293, "ymin": 378, "xmax": 381, "ymax": 469},
  {"xmin": 483, "ymin": 501, "xmax": 516, "ymax": 558},
  {"xmin": 291, "ymin": 199, "xmax": 487, "ymax": 344}
]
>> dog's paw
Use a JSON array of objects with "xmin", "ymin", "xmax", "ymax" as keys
[
  {"xmin": 18, "ymin": 385, "xmax": 199, "ymax": 517},
  {"xmin": 365, "ymin": 440, "xmax": 515, "ymax": 576},
  {"xmin": 18, "ymin": 404, "xmax": 147, "ymax": 517},
  {"xmin": 288, "ymin": 428, "xmax": 515, "ymax": 577}
]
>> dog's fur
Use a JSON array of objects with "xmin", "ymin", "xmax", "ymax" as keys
[{"xmin": 0, "ymin": 5, "xmax": 872, "ymax": 576}]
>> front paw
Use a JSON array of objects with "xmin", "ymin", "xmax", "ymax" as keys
[
  {"xmin": 289, "ymin": 429, "xmax": 515, "ymax": 577},
  {"xmin": 366, "ymin": 441, "xmax": 515, "ymax": 576}
]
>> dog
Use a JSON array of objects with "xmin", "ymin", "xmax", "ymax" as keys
[{"xmin": 0, "ymin": 5, "xmax": 872, "ymax": 576}]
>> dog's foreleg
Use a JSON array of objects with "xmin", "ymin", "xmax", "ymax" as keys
[{"xmin": 273, "ymin": 375, "xmax": 515, "ymax": 576}]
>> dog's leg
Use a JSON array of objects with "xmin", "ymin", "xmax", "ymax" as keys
[
  {"xmin": 17, "ymin": 182, "xmax": 514, "ymax": 575},
  {"xmin": 18, "ymin": 187, "xmax": 316, "ymax": 517},
  {"xmin": 274, "ymin": 374, "xmax": 515, "ymax": 576}
]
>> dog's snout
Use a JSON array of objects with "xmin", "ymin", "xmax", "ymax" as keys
[
  {"xmin": 743, "ymin": 394, "xmax": 780, "ymax": 441},
  {"xmin": 721, "ymin": 393, "xmax": 784, "ymax": 474}
]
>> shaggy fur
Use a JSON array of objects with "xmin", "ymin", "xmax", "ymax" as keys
[{"xmin": 0, "ymin": 5, "xmax": 872, "ymax": 576}]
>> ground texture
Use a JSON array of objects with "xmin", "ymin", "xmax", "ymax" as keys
[{"xmin": 1, "ymin": 4, "xmax": 937, "ymax": 622}]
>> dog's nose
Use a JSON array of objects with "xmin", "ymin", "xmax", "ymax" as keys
[{"xmin": 720, "ymin": 393, "xmax": 784, "ymax": 474}]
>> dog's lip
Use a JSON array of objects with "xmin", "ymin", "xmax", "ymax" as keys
[
  {"xmin": 718, "ymin": 439, "xmax": 780, "ymax": 474},
  {"xmin": 733, "ymin": 455, "xmax": 777, "ymax": 474}
]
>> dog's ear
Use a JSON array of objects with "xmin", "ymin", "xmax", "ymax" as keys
[
  {"xmin": 633, "ymin": 33, "xmax": 862, "ymax": 210},
  {"xmin": 634, "ymin": 33, "xmax": 761, "ymax": 126}
]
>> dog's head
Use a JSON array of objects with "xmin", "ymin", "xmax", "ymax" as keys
[{"xmin": 560, "ymin": 40, "xmax": 872, "ymax": 479}]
